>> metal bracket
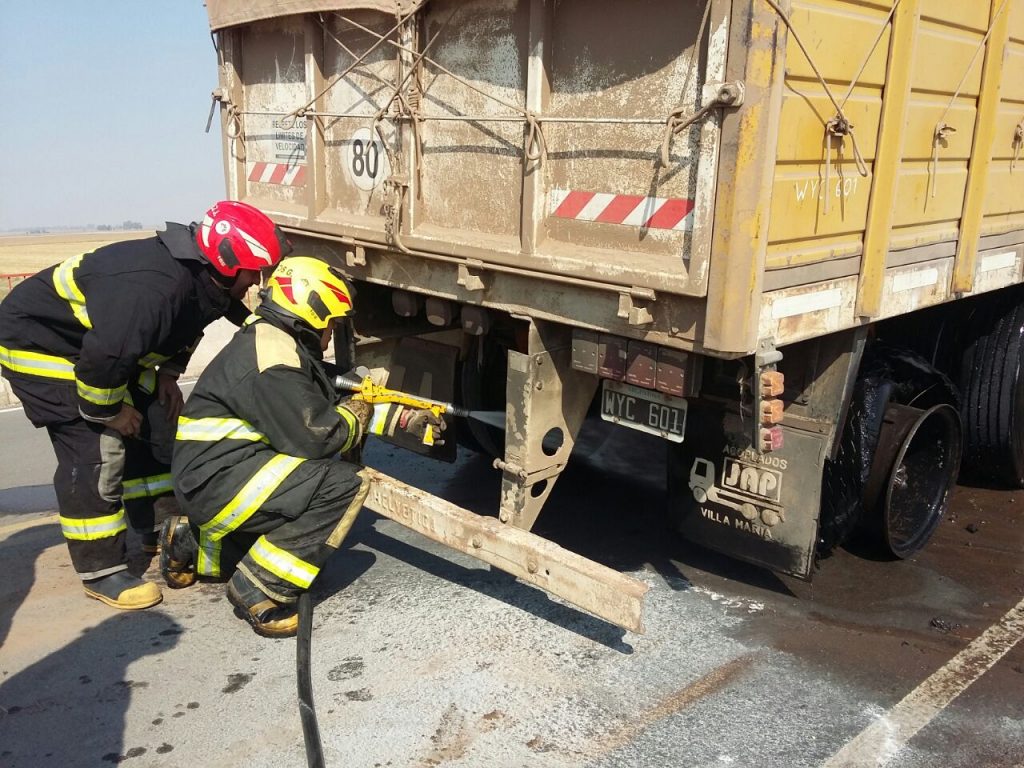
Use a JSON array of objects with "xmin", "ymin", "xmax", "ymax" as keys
[
  {"xmin": 345, "ymin": 245, "xmax": 367, "ymax": 267},
  {"xmin": 206, "ymin": 88, "xmax": 226, "ymax": 134},
  {"xmin": 617, "ymin": 292, "xmax": 655, "ymax": 326},
  {"xmin": 498, "ymin": 321, "xmax": 599, "ymax": 530},
  {"xmin": 755, "ymin": 337, "xmax": 783, "ymax": 369},
  {"xmin": 457, "ymin": 259, "xmax": 488, "ymax": 292},
  {"xmin": 701, "ymin": 80, "xmax": 745, "ymax": 109}
]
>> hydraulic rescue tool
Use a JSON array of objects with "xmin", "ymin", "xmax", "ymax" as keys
[{"xmin": 335, "ymin": 376, "xmax": 479, "ymax": 448}]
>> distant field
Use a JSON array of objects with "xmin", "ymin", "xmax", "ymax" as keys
[{"xmin": 0, "ymin": 231, "xmax": 154, "ymax": 297}]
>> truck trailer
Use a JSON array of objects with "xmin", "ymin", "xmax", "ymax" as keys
[{"xmin": 203, "ymin": 0, "xmax": 1024, "ymax": 631}]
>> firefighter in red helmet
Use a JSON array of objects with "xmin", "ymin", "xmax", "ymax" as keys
[{"xmin": 0, "ymin": 201, "xmax": 289, "ymax": 610}]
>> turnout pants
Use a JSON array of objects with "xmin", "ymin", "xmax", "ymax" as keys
[
  {"xmin": 5, "ymin": 373, "xmax": 175, "ymax": 579},
  {"xmin": 180, "ymin": 456, "xmax": 370, "ymax": 603}
]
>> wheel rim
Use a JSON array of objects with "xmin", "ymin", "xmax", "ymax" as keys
[{"xmin": 883, "ymin": 403, "xmax": 962, "ymax": 558}]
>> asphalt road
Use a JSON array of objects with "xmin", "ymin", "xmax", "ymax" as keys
[{"xmin": 1, "ymin": 398, "xmax": 1022, "ymax": 768}]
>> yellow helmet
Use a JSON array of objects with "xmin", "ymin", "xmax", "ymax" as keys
[{"xmin": 263, "ymin": 257, "xmax": 354, "ymax": 330}]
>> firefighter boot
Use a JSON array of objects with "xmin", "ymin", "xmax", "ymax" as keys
[
  {"xmin": 226, "ymin": 570, "xmax": 298, "ymax": 638},
  {"xmin": 83, "ymin": 571, "xmax": 163, "ymax": 610},
  {"xmin": 145, "ymin": 496, "xmax": 182, "ymax": 556},
  {"xmin": 159, "ymin": 515, "xmax": 198, "ymax": 589},
  {"xmin": 140, "ymin": 530, "xmax": 160, "ymax": 556}
]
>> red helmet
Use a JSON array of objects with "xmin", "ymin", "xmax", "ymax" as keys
[{"xmin": 197, "ymin": 201, "xmax": 290, "ymax": 277}]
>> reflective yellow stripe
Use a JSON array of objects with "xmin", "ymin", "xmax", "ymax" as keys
[
  {"xmin": 0, "ymin": 344, "xmax": 76, "ymax": 381},
  {"xmin": 200, "ymin": 454, "xmax": 305, "ymax": 542},
  {"xmin": 76, "ymin": 378, "xmax": 127, "ymax": 406},
  {"xmin": 242, "ymin": 314, "xmax": 261, "ymax": 327},
  {"xmin": 176, "ymin": 416, "xmax": 269, "ymax": 443},
  {"xmin": 368, "ymin": 403, "xmax": 396, "ymax": 437},
  {"xmin": 53, "ymin": 254, "xmax": 92, "ymax": 329},
  {"xmin": 138, "ymin": 368, "xmax": 158, "ymax": 394},
  {"xmin": 59, "ymin": 509, "xmax": 127, "ymax": 541},
  {"xmin": 122, "ymin": 473, "xmax": 174, "ymax": 500},
  {"xmin": 197, "ymin": 533, "xmax": 222, "ymax": 577},
  {"xmin": 139, "ymin": 352, "xmax": 171, "ymax": 369},
  {"xmin": 336, "ymin": 405, "xmax": 360, "ymax": 453},
  {"xmin": 250, "ymin": 535, "xmax": 319, "ymax": 589}
]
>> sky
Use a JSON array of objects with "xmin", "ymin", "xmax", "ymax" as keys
[{"xmin": 0, "ymin": 2, "xmax": 225, "ymax": 231}]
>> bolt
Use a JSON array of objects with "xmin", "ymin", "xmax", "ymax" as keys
[
  {"xmin": 471, "ymin": 536, "xmax": 482, "ymax": 548},
  {"xmin": 536, "ymin": 381, "xmax": 544, "ymax": 391},
  {"xmin": 527, "ymin": 559, "xmax": 538, "ymax": 574},
  {"xmin": 499, "ymin": 511, "xmax": 510, "ymax": 523},
  {"xmin": 718, "ymin": 84, "xmax": 741, "ymax": 105}
]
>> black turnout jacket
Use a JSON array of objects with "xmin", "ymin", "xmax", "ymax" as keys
[
  {"xmin": 0, "ymin": 224, "xmax": 248, "ymax": 421},
  {"xmin": 171, "ymin": 309, "xmax": 362, "ymax": 501}
]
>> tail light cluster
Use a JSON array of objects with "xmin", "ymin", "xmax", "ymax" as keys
[
  {"xmin": 759, "ymin": 370, "xmax": 785, "ymax": 451},
  {"xmin": 571, "ymin": 330, "xmax": 702, "ymax": 398}
]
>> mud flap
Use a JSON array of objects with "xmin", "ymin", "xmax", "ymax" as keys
[{"xmin": 667, "ymin": 401, "xmax": 827, "ymax": 579}]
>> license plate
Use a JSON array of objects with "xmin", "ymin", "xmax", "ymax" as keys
[{"xmin": 600, "ymin": 380, "xmax": 687, "ymax": 442}]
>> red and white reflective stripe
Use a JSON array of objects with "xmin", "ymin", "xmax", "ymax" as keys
[
  {"xmin": 248, "ymin": 162, "xmax": 307, "ymax": 186},
  {"xmin": 550, "ymin": 189, "xmax": 695, "ymax": 231}
]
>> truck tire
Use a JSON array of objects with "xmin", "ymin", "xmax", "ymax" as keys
[
  {"xmin": 818, "ymin": 343, "xmax": 960, "ymax": 559},
  {"xmin": 959, "ymin": 301, "xmax": 1024, "ymax": 487}
]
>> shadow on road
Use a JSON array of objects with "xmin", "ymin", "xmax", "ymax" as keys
[
  {"xmin": 353, "ymin": 518, "xmax": 633, "ymax": 653},
  {"xmin": 0, "ymin": 522, "xmax": 63, "ymax": 647},
  {"xmin": 0, "ymin": 610, "xmax": 183, "ymax": 768}
]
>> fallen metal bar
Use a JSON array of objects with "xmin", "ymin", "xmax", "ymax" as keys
[{"xmin": 362, "ymin": 468, "xmax": 649, "ymax": 634}]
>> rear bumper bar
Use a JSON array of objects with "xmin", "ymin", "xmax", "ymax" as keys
[{"xmin": 363, "ymin": 468, "xmax": 649, "ymax": 633}]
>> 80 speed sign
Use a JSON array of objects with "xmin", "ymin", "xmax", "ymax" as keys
[{"xmin": 345, "ymin": 127, "xmax": 390, "ymax": 191}]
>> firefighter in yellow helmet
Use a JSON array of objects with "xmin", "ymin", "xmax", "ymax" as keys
[{"xmin": 161, "ymin": 257, "xmax": 439, "ymax": 637}]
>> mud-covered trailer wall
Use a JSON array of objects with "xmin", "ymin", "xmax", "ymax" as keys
[
  {"xmin": 212, "ymin": 1, "xmax": 725, "ymax": 288},
  {"xmin": 210, "ymin": 0, "xmax": 733, "ymax": 355}
]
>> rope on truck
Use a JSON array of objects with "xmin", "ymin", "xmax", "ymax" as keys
[
  {"xmin": 659, "ymin": 0, "xmax": 714, "ymax": 168},
  {"xmin": 760, "ymin": 0, "xmax": 880, "ymax": 215},
  {"xmin": 210, "ymin": 1, "xmax": 727, "ymax": 203},
  {"xmin": 928, "ymin": 0, "xmax": 1011, "ymax": 199}
]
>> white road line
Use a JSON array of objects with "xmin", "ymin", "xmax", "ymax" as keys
[{"xmin": 824, "ymin": 597, "xmax": 1024, "ymax": 767}]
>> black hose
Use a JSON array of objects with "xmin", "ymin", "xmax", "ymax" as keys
[{"xmin": 297, "ymin": 591, "xmax": 325, "ymax": 768}]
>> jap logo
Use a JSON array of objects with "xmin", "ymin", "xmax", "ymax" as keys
[{"xmin": 722, "ymin": 458, "xmax": 782, "ymax": 503}]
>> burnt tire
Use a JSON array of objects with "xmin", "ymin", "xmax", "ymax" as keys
[
  {"xmin": 959, "ymin": 301, "xmax": 1024, "ymax": 487},
  {"xmin": 818, "ymin": 343, "xmax": 960, "ymax": 559},
  {"xmin": 818, "ymin": 376, "xmax": 891, "ymax": 557}
]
